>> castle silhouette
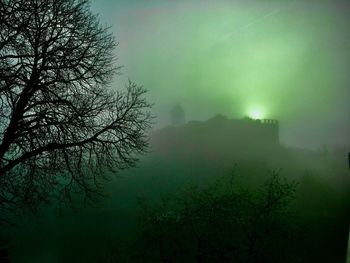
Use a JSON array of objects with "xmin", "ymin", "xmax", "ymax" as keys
[
  {"xmin": 148, "ymin": 114, "xmax": 349, "ymax": 263},
  {"xmin": 152, "ymin": 114, "xmax": 280, "ymax": 161}
]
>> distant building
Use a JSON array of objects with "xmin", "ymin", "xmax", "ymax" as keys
[
  {"xmin": 206, "ymin": 115, "xmax": 280, "ymax": 145},
  {"xmin": 171, "ymin": 104, "xmax": 185, "ymax": 126},
  {"xmin": 152, "ymin": 114, "xmax": 280, "ymax": 159}
]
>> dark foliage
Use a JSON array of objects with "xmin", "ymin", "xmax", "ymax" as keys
[
  {"xmin": 136, "ymin": 171, "xmax": 298, "ymax": 263},
  {"xmin": 0, "ymin": 237, "xmax": 11, "ymax": 263},
  {"xmin": 0, "ymin": 0, "xmax": 152, "ymax": 220}
]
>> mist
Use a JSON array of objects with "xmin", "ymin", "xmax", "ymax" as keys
[
  {"xmin": 1, "ymin": 0, "xmax": 349, "ymax": 262},
  {"xmin": 92, "ymin": 0, "xmax": 350, "ymax": 149}
]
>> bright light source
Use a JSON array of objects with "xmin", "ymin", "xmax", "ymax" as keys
[
  {"xmin": 250, "ymin": 110, "xmax": 262, "ymax": 120},
  {"xmin": 247, "ymin": 106, "xmax": 266, "ymax": 120}
]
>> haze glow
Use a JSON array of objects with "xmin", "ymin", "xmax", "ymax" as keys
[
  {"xmin": 248, "ymin": 106, "xmax": 265, "ymax": 120},
  {"xmin": 92, "ymin": 0, "xmax": 350, "ymax": 148}
]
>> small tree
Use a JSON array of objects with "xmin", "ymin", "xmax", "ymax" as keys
[
  {"xmin": 0, "ymin": 0, "xmax": 152, "ymax": 218},
  {"xmin": 137, "ymin": 171, "xmax": 298, "ymax": 263}
]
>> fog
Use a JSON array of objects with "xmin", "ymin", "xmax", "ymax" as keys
[
  {"xmin": 92, "ymin": 0, "xmax": 350, "ymax": 149},
  {"xmin": 1, "ymin": 1, "xmax": 350, "ymax": 262}
]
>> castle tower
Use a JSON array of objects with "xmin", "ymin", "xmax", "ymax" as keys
[
  {"xmin": 171, "ymin": 104, "xmax": 185, "ymax": 126},
  {"xmin": 261, "ymin": 119, "xmax": 279, "ymax": 144}
]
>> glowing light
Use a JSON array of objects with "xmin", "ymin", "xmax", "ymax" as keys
[{"xmin": 248, "ymin": 106, "xmax": 266, "ymax": 120}]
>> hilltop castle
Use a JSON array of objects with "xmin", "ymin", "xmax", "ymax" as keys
[
  {"xmin": 152, "ymin": 114, "xmax": 280, "ymax": 159},
  {"xmin": 188, "ymin": 115, "xmax": 279, "ymax": 145}
]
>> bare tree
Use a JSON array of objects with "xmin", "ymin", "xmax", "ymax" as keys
[{"xmin": 0, "ymin": 0, "xmax": 152, "ymax": 218}]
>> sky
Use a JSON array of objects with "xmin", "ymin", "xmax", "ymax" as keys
[{"xmin": 91, "ymin": 0, "xmax": 350, "ymax": 149}]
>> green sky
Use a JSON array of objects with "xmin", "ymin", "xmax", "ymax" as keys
[{"xmin": 91, "ymin": 0, "xmax": 350, "ymax": 148}]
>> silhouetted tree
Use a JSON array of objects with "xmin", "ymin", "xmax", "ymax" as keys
[
  {"xmin": 137, "ymin": 171, "xmax": 298, "ymax": 263},
  {"xmin": 0, "ymin": 0, "xmax": 152, "ymax": 219}
]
